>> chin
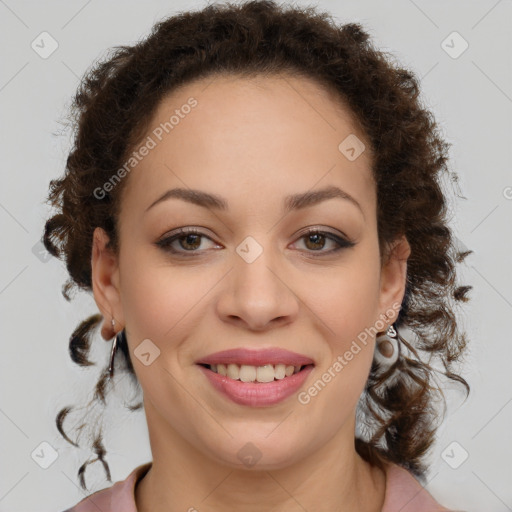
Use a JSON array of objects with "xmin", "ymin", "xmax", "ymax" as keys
[{"xmin": 205, "ymin": 433, "xmax": 307, "ymax": 471}]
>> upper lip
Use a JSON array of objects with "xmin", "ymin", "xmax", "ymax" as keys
[{"xmin": 195, "ymin": 348, "xmax": 315, "ymax": 367}]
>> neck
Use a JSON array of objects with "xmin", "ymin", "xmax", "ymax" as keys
[{"xmin": 135, "ymin": 400, "xmax": 386, "ymax": 512}]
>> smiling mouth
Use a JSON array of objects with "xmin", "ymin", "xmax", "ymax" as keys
[{"xmin": 197, "ymin": 363, "xmax": 314, "ymax": 383}]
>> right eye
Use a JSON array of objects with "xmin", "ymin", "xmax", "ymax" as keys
[{"xmin": 155, "ymin": 228, "xmax": 220, "ymax": 255}]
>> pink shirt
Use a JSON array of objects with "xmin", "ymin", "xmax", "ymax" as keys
[{"xmin": 63, "ymin": 461, "xmax": 452, "ymax": 511}]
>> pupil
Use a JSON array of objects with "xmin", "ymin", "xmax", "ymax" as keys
[
  {"xmin": 182, "ymin": 234, "xmax": 200, "ymax": 249},
  {"xmin": 306, "ymin": 233, "xmax": 324, "ymax": 250}
]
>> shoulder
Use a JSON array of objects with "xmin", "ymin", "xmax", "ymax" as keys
[
  {"xmin": 62, "ymin": 462, "xmax": 152, "ymax": 512},
  {"xmin": 381, "ymin": 462, "xmax": 453, "ymax": 512}
]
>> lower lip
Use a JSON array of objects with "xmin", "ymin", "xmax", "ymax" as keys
[{"xmin": 196, "ymin": 364, "xmax": 314, "ymax": 407}]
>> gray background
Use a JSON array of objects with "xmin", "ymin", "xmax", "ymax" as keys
[{"xmin": 1, "ymin": 0, "xmax": 511, "ymax": 511}]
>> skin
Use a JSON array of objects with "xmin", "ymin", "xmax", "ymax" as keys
[{"xmin": 91, "ymin": 73, "xmax": 411, "ymax": 512}]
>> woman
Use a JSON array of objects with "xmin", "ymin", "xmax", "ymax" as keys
[{"xmin": 44, "ymin": 1, "xmax": 472, "ymax": 510}]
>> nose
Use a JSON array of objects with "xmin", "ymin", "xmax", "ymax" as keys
[{"xmin": 215, "ymin": 242, "xmax": 300, "ymax": 332}]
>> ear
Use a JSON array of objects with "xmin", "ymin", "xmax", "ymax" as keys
[
  {"xmin": 378, "ymin": 234, "xmax": 411, "ymax": 325},
  {"xmin": 91, "ymin": 227, "xmax": 124, "ymax": 340}
]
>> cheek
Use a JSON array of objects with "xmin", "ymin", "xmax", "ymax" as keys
[
  {"xmin": 298, "ymin": 253, "xmax": 381, "ymax": 344},
  {"xmin": 118, "ymin": 248, "xmax": 207, "ymax": 345},
  {"xmin": 298, "ymin": 270, "xmax": 379, "ymax": 425},
  {"xmin": 295, "ymin": 247, "xmax": 381, "ymax": 402}
]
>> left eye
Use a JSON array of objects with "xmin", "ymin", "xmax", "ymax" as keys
[
  {"xmin": 155, "ymin": 228, "xmax": 354, "ymax": 256},
  {"xmin": 295, "ymin": 230, "xmax": 345, "ymax": 252},
  {"xmin": 156, "ymin": 228, "xmax": 217, "ymax": 253}
]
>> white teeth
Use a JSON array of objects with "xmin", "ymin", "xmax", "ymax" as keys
[
  {"xmin": 227, "ymin": 363, "xmax": 240, "ymax": 380},
  {"xmin": 239, "ymin": 365, "xmax": 256, "ymax": 382},
  {"xmin": 274, "ymin": 364, "xmax": 286, "ymax": 380},
  {"xmin": 256, "ymin": 365, "xmax": 275, "ymax": 383},
  {"xmin": 208, "ymin": 363, "xmax": 304, "ymax": 382},
  {"xmin": 285, "ymin": 365, "xmax": 295, "ymax": 377}
]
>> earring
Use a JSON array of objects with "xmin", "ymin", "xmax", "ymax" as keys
[
  {"xmin": 374, "ymin": 323, "xmax": 400, "ymax": 371},
  {"xmin": 108, "ymin": 318, "xmax": 121, "ymax": 378}
]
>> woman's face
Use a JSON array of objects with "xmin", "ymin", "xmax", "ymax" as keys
[{"xmin": 92, "ymin": 73, "xmax": 409, "ymax": 470}]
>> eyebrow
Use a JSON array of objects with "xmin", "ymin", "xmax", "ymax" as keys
[{"xmin": 144, "ymin": 185, "xmax": 364, "ymax": 217}]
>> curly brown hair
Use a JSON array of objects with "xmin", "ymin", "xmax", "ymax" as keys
[{"xmin": 43, "ymin": 0, "xmax": 472, "ymax": 491}]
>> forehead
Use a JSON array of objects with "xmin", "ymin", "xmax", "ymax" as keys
[{"xmin": 120, "ymin": 73, "xmax": 375, "ymax": 218}]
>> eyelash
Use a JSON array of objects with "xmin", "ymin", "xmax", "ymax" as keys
[{"xmin": 155, "ymin": 227, "xmax": 355, "ymax": 257}]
